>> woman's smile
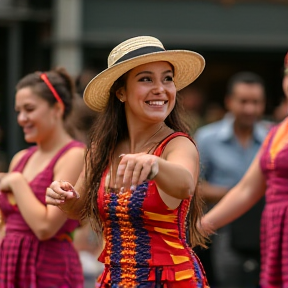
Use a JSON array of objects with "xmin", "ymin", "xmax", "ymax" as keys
[{"xmin": 145, "ymin": 100, "xmax": 168, "ymax": 106}]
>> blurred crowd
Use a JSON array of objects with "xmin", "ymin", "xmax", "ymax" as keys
[{"xmin": 0, "ymin": 60, "xmax": 287, "ymax": 288}]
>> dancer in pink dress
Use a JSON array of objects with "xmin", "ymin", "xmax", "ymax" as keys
[
  {"xmin": 0, "ymin": 68, "xmax": 85, "ymax": 288},
  {"xmin": 202, "ymin": 52, "xmax": 288, "ymax": 288}
]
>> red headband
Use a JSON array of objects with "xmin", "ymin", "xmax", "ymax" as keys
[{"xmin": 40, "ymin": 73, "xmax": 65, "ymax": 108}]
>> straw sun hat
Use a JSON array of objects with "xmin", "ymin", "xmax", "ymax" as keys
[{"xmin": 84, "ymin": 36, "xmax": 205, "ymax": 112}]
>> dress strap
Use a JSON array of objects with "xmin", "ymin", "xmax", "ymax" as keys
[
  {"xmin": 13, "ymin": 146, "xmax": 37, "ymax": 172},
  {"xmin": 153, "ymin": 132, "xmax": 196, "ymax": 157},
  {"xmin": 47, "ymin": 140, "xmax": 85, "ymax": 169}
]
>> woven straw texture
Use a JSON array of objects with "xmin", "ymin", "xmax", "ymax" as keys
[{"xmin": 84, "ymin": 36, "xmax": 205, "ymax": 112}]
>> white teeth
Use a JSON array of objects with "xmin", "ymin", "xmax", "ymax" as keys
[{"xmin": 148, "ymin": 101, "xmax": 165, "ymax": 106}]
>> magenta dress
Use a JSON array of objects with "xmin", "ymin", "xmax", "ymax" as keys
[
  {"xmin": 260, "ymin": 118, "xmax": 288, "ymax": 288},
  {"xmin": 0, "ymin": 141, "xmax": 84, "ymax": 288}
]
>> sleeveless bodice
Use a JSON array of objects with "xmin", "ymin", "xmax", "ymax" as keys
[
  {"xmin": 260, "ymin": 125, "xmax": 288, "ymax": 204},
  {"xmin": 0, "ymin": 140, "xmax": 85, "ymax": 288},
  {"xmin": 259, "ymin": 118, "xmax": 288, "ymax": 287},
  {"xmin": 0, "ymin": 141, "xmax": 84, "ymax": 236},
  {"xmin": 97, "ymin": 132, "xmax": 209, "ymax": 287}
]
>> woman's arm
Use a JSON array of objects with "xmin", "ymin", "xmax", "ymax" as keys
[
  {"xmin": 116, "ymin": 136, "xmax": 199, "ymax": 200},
  {"xmin": 201, "ymin": 151, "xmax": 266, "ymax": 232},
  {"xmin": 0, "ymin": 150, "xmax": 27, "ymax": 240},
  {"xmin": 154, "ymin": 136, "xmax": 199, "ymax": 199},
  {"xmin": 0, "ymin": 147, "xmax": 85, "ymax": 240}
]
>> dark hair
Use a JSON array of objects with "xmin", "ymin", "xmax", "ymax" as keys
[
  {"xmin": 226, "ymin": 71, "xmax": 265, "ymax": 96},
  {"xmin": 75, "ymin": 68, "xmax": 100, "ymax": 97},
  {"xmin": 80, "ymin": 72, "xmax": 208, "ymax": 248},
  {"xmin": 64, "ymin": 94, "xmax": 98, "ymax": 143},
  {"xmin": 16, "ymin": 67, "xmax": 75, "ymax": 119}
]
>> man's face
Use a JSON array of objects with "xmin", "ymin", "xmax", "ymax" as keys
[{"xmin": 226, "ymin": 82, "xmax": 265, "ymax": 128}]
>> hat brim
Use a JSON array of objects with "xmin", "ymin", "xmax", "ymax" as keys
[{"xmin": 83, "ymin": 50, "xmax": 205, "ymax": 112}]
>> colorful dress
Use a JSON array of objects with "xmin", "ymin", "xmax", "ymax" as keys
[
  {"xmin": 97, "ymin": 132, "xmax": 209, "ymax": 288},
  {"xmin": 260, "ymin": 117, "xmax": 288, "ymax": 287},
  {"xmin": 0, "ymin": 141, "xmax": 85, "ymax": 288}
]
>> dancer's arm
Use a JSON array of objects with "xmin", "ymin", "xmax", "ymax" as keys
[
  {"xmin": 0, "ymin": 147, "xmax": 85, "ymax": 240},
  {"xmin": 202, "ymin": 152, "xmax": 266, "ymax": 231}
]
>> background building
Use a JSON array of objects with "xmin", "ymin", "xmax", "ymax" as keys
[{"xmin": 0, "ymin": 0, "xmax": 288, "ymax": 162}]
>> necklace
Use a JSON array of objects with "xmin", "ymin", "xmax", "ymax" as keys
[{"xmin": 136, "ymin": 123, "xmax": 164, "ymax": 154}]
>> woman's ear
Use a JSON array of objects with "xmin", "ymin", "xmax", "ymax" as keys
[
  {"xmin": 116, "ymin": 87, "xmax": 126, "ymax": 103},
  {"xmin": 54, "ymin": 102, "xmax": 65, "ymax": 119}
]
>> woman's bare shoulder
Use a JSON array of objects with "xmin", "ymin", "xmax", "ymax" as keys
[{"xmin": 9, "ymin": 149, "xmax": 29, "ymax": 172}]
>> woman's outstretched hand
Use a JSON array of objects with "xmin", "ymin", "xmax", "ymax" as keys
[
  {"xmin": 116, "ymin": 153, "xmax": 159, "ymax": 192},
  {"xmin": 46, "ymin": 180, "xmax": 80, "ymax": 207}
]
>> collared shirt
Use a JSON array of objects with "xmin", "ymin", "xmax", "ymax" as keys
[{"xmin": 194, "ymin": 113, "xmax": 269, "ymax": 188}]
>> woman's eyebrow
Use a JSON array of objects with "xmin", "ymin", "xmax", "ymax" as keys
[
  {"xmin": 135, "ymin": 69, "xmax": 173, "ymax": 77},
  {"xmin": 135, "ymin": 71, "xmax": 152, "ymax": 77},
  {"xmin": 163, "ymin": 69, "xmax": 173, "ymax": 75}
]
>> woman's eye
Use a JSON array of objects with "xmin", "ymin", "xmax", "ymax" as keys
[
  {"xmin": 139, "ymin": 77, "xmax": 151, "ymax": 82},
  {"xmin": 24, "ymin": 106, "xmax": 35, "ymax": 112},
  {"xmin": 165, "ymin": 76, "xmax": 173, "ymax": 82}
]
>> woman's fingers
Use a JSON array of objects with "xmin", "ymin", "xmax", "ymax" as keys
[
  {"xmin": 147, "ymin": 161, "xmax": 159, "ymax": 181},
  {"xmin": 138, "ymin": 160, "xmax": 154, "ymax": 184},
  {"xmin": 116, "ymin": 154, "xmax": 158, "ymax": 191},
  {"xmin": 64, "ymin": 182, "xmax": 80, "ymax": 199},
  {"xmin": 122, "ymin": 158, "xmax": 137, "ymax": 191},
  {"xmin": 115, "ymin": 163, "xmax": 126, "ymax": 190},
  {"xmin": 0, "ymin": 173, "xmax": 7, "ymax": 181},
  {"xmin": 131, "ymin": 162, "xmax": 143, "ymax": 190},
  {"xmin": 51, "ymin": 180, "xmax": 71, "ymax": 192},
  {"xmin": 45, "ymin": 187, "xmax": 64, "ymax": 205},
  {"xmin": 46, "ymin": 181, "xmax": 78, "ymax": 207}
]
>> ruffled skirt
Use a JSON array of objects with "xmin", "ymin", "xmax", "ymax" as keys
[{"xmin": 96, "ymin": 264, "xmax": 209, "ymax": 288}]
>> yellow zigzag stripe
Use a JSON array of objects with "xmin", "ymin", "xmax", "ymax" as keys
[
  {"xmin": 170, "ymin": 254, "xmax": 190, "ymax": 264},
  {"xmin": 163, "ymin": 239, "xmax": 184, "ymax": 249},
  {"xmin": 175, "ymin": 269, "xmax": 195, "ymax": 281},
  {"xmin": 144, "ymin": 211, "xmax": 177, "ymax": 223}
]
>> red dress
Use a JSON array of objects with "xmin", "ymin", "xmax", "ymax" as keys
[
  {"xmin": 260, "ymin": 117, "xmax": 288, "ymax": 287},
  {"xmin": 0, "ymin": 141, "xmax": 84, "ymax": 288},
  {"xmin": 96, "ymin": 132, "xmax": 209, "ymax": 288}
]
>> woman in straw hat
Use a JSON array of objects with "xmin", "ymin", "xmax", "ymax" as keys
[
  {"xmin": 201, "ymin": 52, "xmax": 288, "ymax": 288},
  {"xmin": 46, "ymin": 36, "xmax": 209, "ymax": 287}
]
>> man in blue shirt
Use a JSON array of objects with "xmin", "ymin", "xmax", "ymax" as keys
[{"xmin": 194, "ymin": 72, "xmax": 270, "ymax": 288}]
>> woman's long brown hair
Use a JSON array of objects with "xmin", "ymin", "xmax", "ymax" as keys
[{"xmin": 80, "ymin": 73, "xmax": 208, "ymax": 248}]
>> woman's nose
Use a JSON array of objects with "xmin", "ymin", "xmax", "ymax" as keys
[
  {"xmin": 17, "ymin": 111, "xmax": 28, "ymax": 124},
  {"xmin": 152, "ymin": 81, "xmax": 165, "ymax": 94}
]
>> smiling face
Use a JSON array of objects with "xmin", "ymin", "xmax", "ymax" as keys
[
  {"xmin": 15, "ymin": 87, "xmax": 59, "ymax": 143},
  {"xmin": 116, "ymin": 61, "xmax": 176, "ymax": 124}
]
